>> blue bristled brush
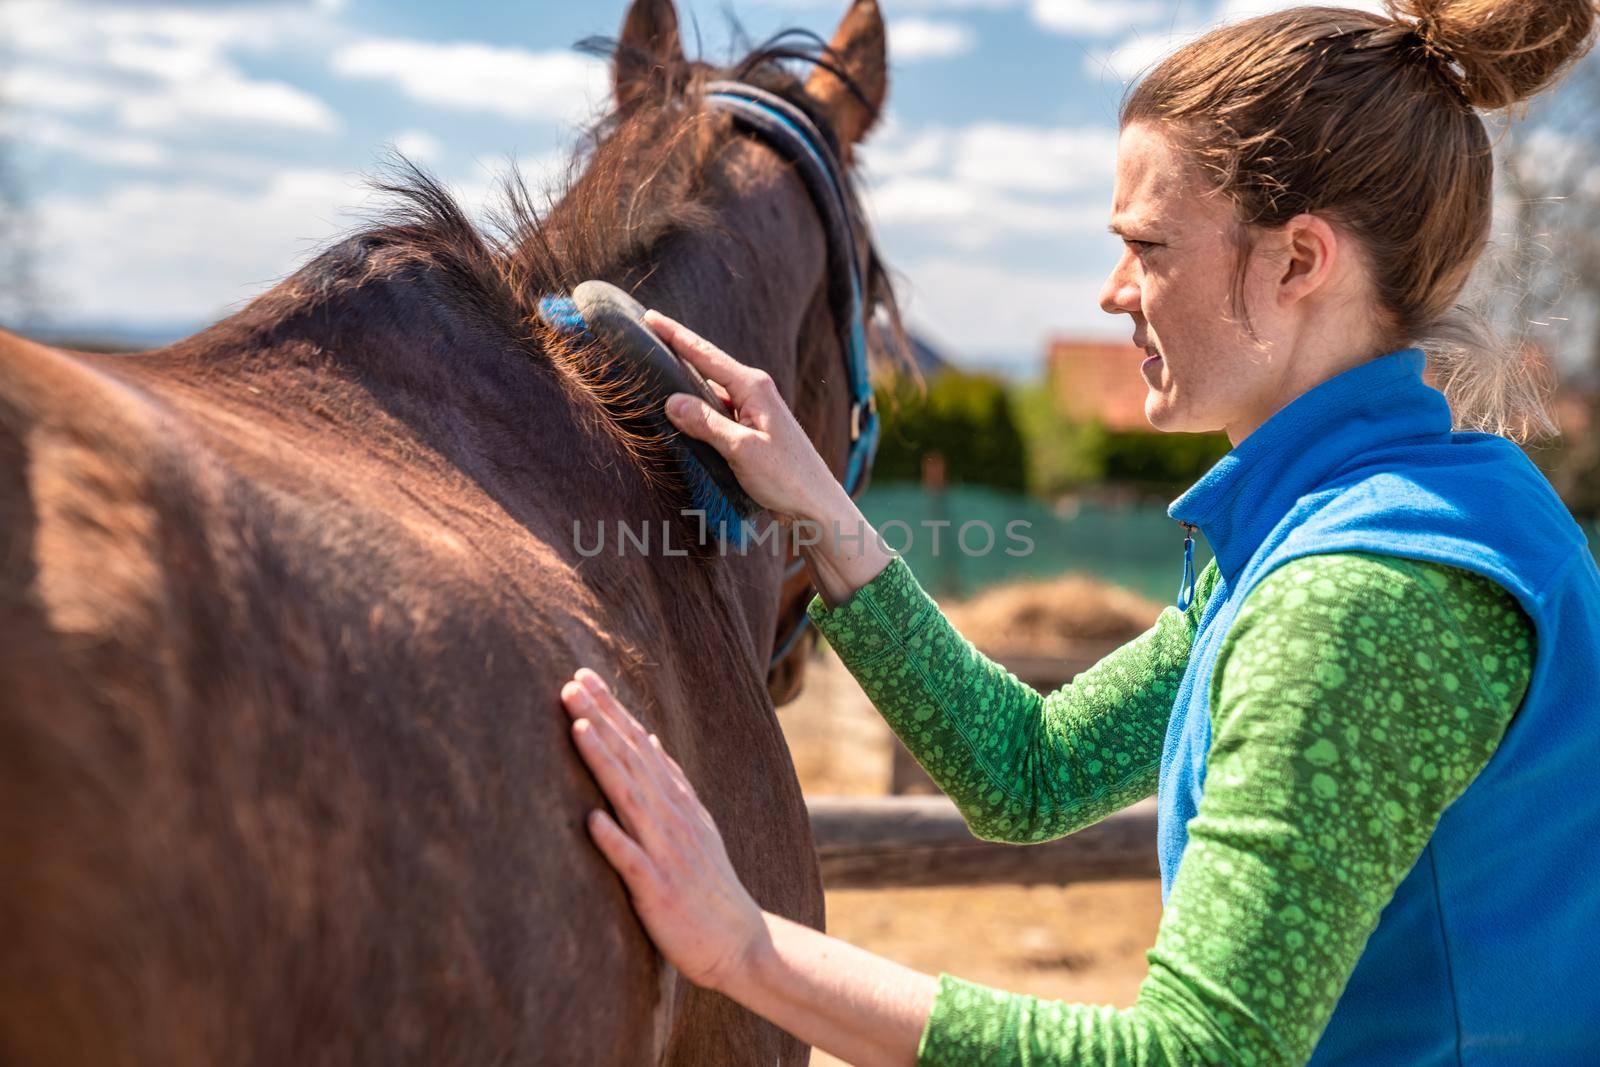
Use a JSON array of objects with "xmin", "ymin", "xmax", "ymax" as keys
[{"xmin": 537, "ymin": 280, "xmax": 759, "ymax": 546}]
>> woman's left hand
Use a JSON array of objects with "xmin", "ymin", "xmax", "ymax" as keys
[{"xmin": 560, "ymin": 668, "xmax": 768, "ymax": 993}]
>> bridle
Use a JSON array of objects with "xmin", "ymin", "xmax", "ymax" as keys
[{"xmin": 702, "ymin": 79, "xmax": 881, "ymax": 673}]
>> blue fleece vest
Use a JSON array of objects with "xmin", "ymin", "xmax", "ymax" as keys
[{"xmin": 1157, "ymin": 347, "xmax": 1600, "ymax": 1064}]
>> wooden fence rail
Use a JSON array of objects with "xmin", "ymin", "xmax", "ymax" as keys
[{"xmin": 806, "ymin": 795, "xmax": 1159, "ymax": 890}]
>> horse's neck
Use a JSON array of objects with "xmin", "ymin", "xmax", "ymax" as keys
[{"xmin": 147, "ymin": 243, "xmax": 789, "ymax": 674}]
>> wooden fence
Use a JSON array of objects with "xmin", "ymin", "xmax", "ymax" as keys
[
  {"xmin": 804, "ymin": 638, "xmax": 1162, "ymax": 890},
  {"xmin": 806, "ymin": 796, "xmax": 1159, "ymax": 890}
]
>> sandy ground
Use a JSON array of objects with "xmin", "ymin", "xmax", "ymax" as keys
[{"xmin": 776, "ymin": 649, "xmax": 1163, "ymax": 1066}]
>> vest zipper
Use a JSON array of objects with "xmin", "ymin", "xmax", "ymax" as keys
[{"xmin": 1176, "ymin": 521, "xmax": 1197, "ymax": 611}]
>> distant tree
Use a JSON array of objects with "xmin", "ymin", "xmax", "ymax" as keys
[
  {"xmin": 1008, "ymin": 380, "xmax": 1109, "ymax": 497},
  {"xmin": 873, "ymin": 370, "xmax": 1028, "ymax": 493}
]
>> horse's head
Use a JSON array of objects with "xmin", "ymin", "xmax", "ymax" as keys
[{"xmin": 543, "ymin": 0, "xmax": 900, "ymax": 704}]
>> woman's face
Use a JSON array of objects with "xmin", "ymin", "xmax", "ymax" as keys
[{"xmin": 1098, "ymin": 120, "xmax": 1295, "ymax": 445}]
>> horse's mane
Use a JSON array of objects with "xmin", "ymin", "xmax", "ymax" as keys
[{"xmin": 286, "ymin": 31, "xmax": 904, "ymax": 495}]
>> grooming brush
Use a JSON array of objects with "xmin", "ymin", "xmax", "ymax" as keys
[{"xmin": 537, "ymin": 280, "xmax": 759, "ymax": 546}]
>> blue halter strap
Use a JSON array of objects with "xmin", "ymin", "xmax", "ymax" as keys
[
  {"xmin": 700, "ymin": 79, "xmax": 883, "ymax": 673},
  {"xmin": 702, "ymin": 80, "xmax": 879, "ymax": 499}
]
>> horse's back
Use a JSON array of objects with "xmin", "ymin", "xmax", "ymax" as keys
[{"xmin": 0, "ymin": 329, "xmax": 815, "ymax": 1065}]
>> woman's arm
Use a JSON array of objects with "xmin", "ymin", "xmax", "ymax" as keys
[
  {"xmin": 807, "ymin": 551, "xmax": 1221, "ymax": 842},
  {"xmin": 908, "ymin": 552, "xmax": 1533, "ymax": 1065},
  {"xmin": 558, "ymin": 553, "xmax": 1532, "ymax": 1067},
  {"xmin": 647, "ymin": 310, "xmax": 1220, "ymax": 840},
  {"xmin": 560, "ymin": 667, "xmax": 937, "ymax": 1067}
]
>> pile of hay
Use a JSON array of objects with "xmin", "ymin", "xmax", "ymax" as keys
[{"xmin": 944, "ymin": 573, "xmax": 1163, "ymax": 659}]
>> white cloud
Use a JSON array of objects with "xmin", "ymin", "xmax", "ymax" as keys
[
  {"xmin": 10, "ymin": 62, "xmax": 336, "ymax": 132},
  {"xmin": 1029, "ymin": 0, "xmax": 1165, "ymax": 37},
  {"xmin": 10, "ymin": 62, "xmax": 338, "ymax": 133},
  {"xmin": 332, "ymin": 38, "xmax": 608, "ymax": 124},
  {"xmin": 126, "ymin": 72, "xmax": 338, "ymax": 133},
  {"xmin": 1218, "ymin": 0, "xmax": 1385, "ymax": 18},
  {"xmin": 866, "ymin": 178, "xmax": 1103, "ymax": 247},
  {"xmin": 950, "ymin": 124, "xmax": 1118, "ymax": 192},
  {"xmin": 2, "ymin": 1, "xmax": 341, "ymax": 134},
  {"xmin": 891, "ymin": 18, "xmax": 978, "ymax": 62},
  {"xmin": 1084, "ymin": 31, "xmax": 1192, "ymax": 81},
  {"xmin": 864, "ymin": 122, "xmax": 1115, "ymax": 191},
  {"xmin": 857, "ymin": 120, "xmax": 1115, "ymax": 246},
  {"xmin": 392, "ymin": 129, "xmax": 444, "ymax": 163},
  {"xmin": 895, "ymin": 255, "xmax": 1119, "ymax": 359},
  {"xmin": 858, "ymin": 123, "xmax": 950, "ymax": 179},
  {"xmin": 745, "ymin": 0, "xmax": 1159, "ymax": 36},
  {"xmin": 6, "ymin": 114, "xmax": 170, "ymax": 168},
  {"xmin": 33, "ymin": 169, "xmax": 377, "ymax": 323},
  {"xmin": 3, "ymin": 67, "xmax": 120, "ymax": 113},
  {"xmin": 1087, "ymin": 0, "xmax": 1390, "ymax": 82},
  {"xmin": 27, "ymin": 151, "xmax": 580, "ymax": 326},
  {"xmin": 3, "ymin": 0, "xmax": 341, "ymax": 63}
]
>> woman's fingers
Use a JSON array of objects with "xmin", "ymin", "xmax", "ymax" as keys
[
  {"xmin": 567, "ymin": 685, "xmax": 660, "ymax": 794},
  {"xmin": 576, "ymin": 669, "xmax": 654, "ymax": 750},
  {"xmin": 577, "ymin": 673, "xmax": 701, "ymax": 813},
  {"xmin": 574, "ymin": 670, "xmax": 705, "ymax": 811},
  {"xmin": 568, "ymin": 715, "xmax": 654, "ymax": 832},
  {"xmin": 586, "ymin": 807, "xmax": 661, "ymax": 894},
  {"xmin": 643, "ymin": 311, "xmax": 766, "ymax": 406},
  {"xmin": 559, "ymin": 667, "xmax": 769, "ymax": 992},
  {"xmin": 564, "ymin": 671, "xmax": 714, "ymax": 833},
  {"xmin": 642, "ymin": 310, "xmax": 744, "ymax": 381},
  {"xmin": 664, "ymin": 393, "xmax": 758, "ymax": 455},
  {"xmin": 564, "ymin": 688, "xmax": 677, "ymax": 849}
]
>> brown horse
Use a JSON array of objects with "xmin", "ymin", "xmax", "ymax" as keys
[{"xmin": 0, "ymin": 0, "xmax": 898, "ymax": 1062}]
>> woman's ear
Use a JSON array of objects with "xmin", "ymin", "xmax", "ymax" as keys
[
  {"xmin": 1276, "ymin": 213, "xmax": 1340, "ymax": 307},
  {"xmin": 614, "ymin": 0, "xmax": 684, "ymax": 110},
  {"xmin": 805, "ymin": 0, "xmax": 888, "ymax": 150}
]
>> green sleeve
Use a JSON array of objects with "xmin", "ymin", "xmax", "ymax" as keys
[
  {"xmin": 913, "ymin": 551, "xmax": 1535, "ymax": 1066},
  {"xmin": 807, "ymin": 554, "xmax": 1221, "ymax": 843}
]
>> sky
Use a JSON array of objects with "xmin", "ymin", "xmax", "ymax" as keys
[{"xmin": 0, "ymin": 0, "xmax": 1432, "ymax": 372}]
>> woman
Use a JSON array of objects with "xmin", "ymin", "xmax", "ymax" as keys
[{"xmin": 559, "ymin": 1, "xmax": 1600, "ymax": 1063}]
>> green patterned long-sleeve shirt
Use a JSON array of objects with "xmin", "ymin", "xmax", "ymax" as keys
[{"xmin": 806, "ymin": 550, "xmax": 1535, "ymax": 1066}]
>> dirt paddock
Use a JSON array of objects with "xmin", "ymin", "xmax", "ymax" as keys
[{"xmin": 777, "ymin": 649, "xmax": 1162, "ymax": 1065}]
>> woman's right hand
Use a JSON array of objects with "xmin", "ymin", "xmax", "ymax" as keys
[
  {"xmin": 645, "ymin": 310, "xmax": 847, "ymax": 526},
  {"xmin": 644, "ymin": 309, "xmax": 894, "ymax": 606}
]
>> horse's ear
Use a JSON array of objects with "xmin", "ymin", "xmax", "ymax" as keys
[
  {"xmin": 806, "ymin": 0, "xmax": 888, "ymax": 148},
  {"xmin": 614, "ymin": 0, "xmax": 684, "ymax": 109}
]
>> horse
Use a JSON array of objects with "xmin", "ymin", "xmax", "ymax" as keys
[{"xmin": 0, "ymin": 0, "xmax": 899, "ymax": 1062}]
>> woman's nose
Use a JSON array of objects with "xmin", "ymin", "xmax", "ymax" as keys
[{"xmin": 1099, "ymin": 257, "xmax": 1140, "ymax": 317}]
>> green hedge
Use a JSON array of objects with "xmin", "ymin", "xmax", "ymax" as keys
[
  {"xmin": 871, "ymin": 371, "xmax": 1232, "ymax": 498},
  {"xmin": 1009, "ymin": 380, "xmax": 1108, "ymax": 496},
  {"xmin": 872, "ymin": 371, "xmax": 1027, "ymax": 492},
  {"xmin": 1006, "ymin": 381, "xmax": 1232, "ymax": 497},
  {"xmin": 1097, "ymin": 425, "xmax": 1233, "ymax": 496}
]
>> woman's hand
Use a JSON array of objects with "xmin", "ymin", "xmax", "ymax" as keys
[
  {"xmin": 560, "ymin": 667, "xmax": 767, "ymax": 993},
  {"xmin": 644, "ymin": 311, "xmax": 897, "ymax": 605},
  {"xmin": 645, "ymin": 310, "xmax": 848, "ymax": 526},
  {"xmin": 560, "ymin": 668, "xmax": 939, "ymax": 1067}
]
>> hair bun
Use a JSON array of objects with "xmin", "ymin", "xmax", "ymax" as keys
[{"xmin": 1385, "ymin": 0, "xmax": 1598, "ymax": 110}]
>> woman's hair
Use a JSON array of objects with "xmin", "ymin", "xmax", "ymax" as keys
[{"xmin": 1123, "ymin": 1, "xmax": 1598, "ymax": 443}]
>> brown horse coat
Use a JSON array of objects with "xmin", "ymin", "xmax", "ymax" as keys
[{"xmin": 0, "ymin": 1, "xmax": 896, "ymax": 1062}]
